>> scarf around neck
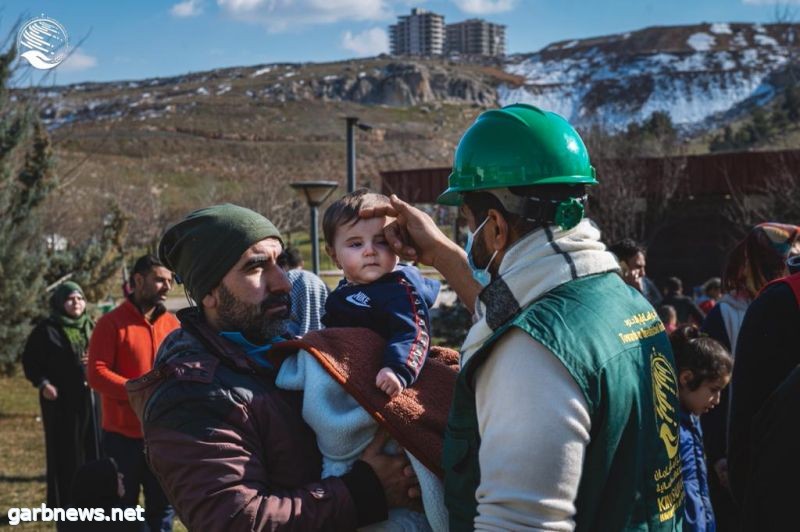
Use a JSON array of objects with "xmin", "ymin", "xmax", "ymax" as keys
[
  {"xmin": 460, "ymin": 219, "xmax": 620, "ymax": 365},
  {"xmin": 51, "ymin": 311, "xmax": 94, "ymax": 356},
  {"xmin": 49, "ymin": 282, "xmax": 94, "ymax": 356}
]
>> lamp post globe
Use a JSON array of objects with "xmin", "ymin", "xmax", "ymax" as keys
[{"xmin": 290, "ymin": 181, "xmax": 339, "ymax": 274}]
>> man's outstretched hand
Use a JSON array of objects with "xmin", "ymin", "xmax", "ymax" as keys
[{"xmin": 360, "ymin": 194, "xmax": 454, "ymax": 268}]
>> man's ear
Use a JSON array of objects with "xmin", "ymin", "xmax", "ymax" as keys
[
  {"xmin": 202, "ymin": 286, "xmax": 218, "ymax": 310},
  {"xmin": 487, "ymin": 208, "xmax": 509, "ymax": 252},
  {"xmin": 132, "ymin": 272, "xmax": 144, "ymax": 291},
  {"xmin": 325, "ymin": 245, "xmax": 341, "ymax": 269},
  {"xmin": 679, "ymin": 369, "xmax": 694, "ymax": 389}
]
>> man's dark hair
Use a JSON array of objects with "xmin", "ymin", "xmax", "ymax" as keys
[
  {"xmin": 462, "ymin": 184, "xmax": 587, "ymax": 238},
  {"xmin": 664, "ymin": 276, "xmax": 683, "ymax": 295},
  {"xmin": 322, "ymin": 188, "xmax": 390, "ymax": 247},
  {"xmin": 130, "ymin": 254, "xmax": 165, "ymax": 284},
  {"xmin": 608, "ymin": 238, "xmax": 646, "ymax": 262},
  {"xmin": 278, "ymin": 247, "xmax": 303, "ymax": 269}
]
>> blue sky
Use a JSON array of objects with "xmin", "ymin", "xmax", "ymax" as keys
[{"xmin": 1, "ymin": 0, "xmax": 797, "ymax": 85}]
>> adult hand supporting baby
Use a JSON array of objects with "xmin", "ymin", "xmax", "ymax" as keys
[{"xmin": 359, "ymin": 430, "xmax": 422, "ymax": 511}]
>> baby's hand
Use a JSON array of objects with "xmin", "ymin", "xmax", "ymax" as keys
[{"xmin": 376, "ymin": 367, "xmax": 404, "ymax": 398}]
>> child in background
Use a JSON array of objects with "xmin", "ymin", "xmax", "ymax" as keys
[
  {"xmin": 670, "ymin": 326, "xmax": 733, "ymax": 532},
  {"xmin": 321, "ymin": 188, "xmax": 440, "ymax": 397},
  {"xmin": 657, "ymin": 304, "xmax": 678, "ymax": 334},
  {"xmin": 698, "ymin": 277, "xmax": 722, "ymax": 314}
]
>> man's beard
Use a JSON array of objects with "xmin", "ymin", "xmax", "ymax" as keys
[
  {"xmin": 216, "ymin": 283, "xmax": 290, "ymax": 344},
  {"xmin": 140, "ymin": 289, "xmax": 166, "ymax": 309}
]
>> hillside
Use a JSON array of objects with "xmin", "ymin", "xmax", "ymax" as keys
[
  {"xmin": 501, "ymin": 22, "xmax": 799, "ymax": 130},
  {"xmin": 26, "ymin": 22, "xmax": 798, "ymax": 246}
]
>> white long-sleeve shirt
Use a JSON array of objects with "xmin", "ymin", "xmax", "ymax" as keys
[{"xmin": 473, "ymin": 328, "xmax": 591, "ymax": 531}]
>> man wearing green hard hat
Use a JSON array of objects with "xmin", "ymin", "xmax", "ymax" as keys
[{"xmin": 363, "ymin": 103, "xmax": 684, "ymax": 531}]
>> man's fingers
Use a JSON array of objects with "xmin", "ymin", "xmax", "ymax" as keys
[
  {"xmin": 359, "ymin": 202, "xmax": 399, "ymax": 219},
  {"xmin": 364, "ymin": 430, "xmax": 392, "ymax": 454},
  {"xmin": 388, "ymin": 194, "xmax": 409, "ymax": 214}
]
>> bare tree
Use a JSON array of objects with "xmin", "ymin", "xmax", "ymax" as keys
[{"xmin": 722, "ymin": 151, "xmax": 800, "ymax": 230}]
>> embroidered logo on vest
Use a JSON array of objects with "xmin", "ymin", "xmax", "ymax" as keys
[{"xmin": 650, "ymin": 348, "xmax": 684, "ymax": 522}]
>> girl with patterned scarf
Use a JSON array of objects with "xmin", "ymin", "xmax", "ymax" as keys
[{"xmin": 22, "ymin": 282, "xmax": 100, "ymax": 508}]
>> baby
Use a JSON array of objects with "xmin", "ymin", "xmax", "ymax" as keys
[
  {"xmin": 322, "ymin": 188, "xmax": 440, "ymax": 397},
  {"xmin": 274, "ymin": 189, "xmax": 449, "ymax": 530}
]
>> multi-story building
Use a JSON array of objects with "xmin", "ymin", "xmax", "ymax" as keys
[
  {"xmin": 389, "ymin": 8, "xmax": 445, "ymax": 56},
  {"xmin": 445, "ymin": 18, "xmax": 506, "ymax": 56}
]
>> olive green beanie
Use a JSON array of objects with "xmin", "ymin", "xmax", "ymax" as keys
[{"xmin": 158, "ymin": 204, "xmax": 283, "ymax": 301}]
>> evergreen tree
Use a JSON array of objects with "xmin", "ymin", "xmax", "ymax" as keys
[
  {"xmin": 783, "ymin": 83, "xmax": 800, "ymax": 122},
  {"xmin": 0, "ymin": 47, "xmax": 57, "ymax": 374},
  {"xmin": 748, "ymin": 106, "xmax": 771, "ymax": 142},
  {"xmin": 46, "ymin": 204, "xmax": 129, "ymax": 303}
]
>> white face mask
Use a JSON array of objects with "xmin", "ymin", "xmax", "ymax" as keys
[{"xmin": 464, "ymin": 217, "xmax": 498, "ymax": 287}]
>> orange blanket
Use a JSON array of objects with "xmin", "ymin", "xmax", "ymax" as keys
[{"xmin": 270, "ymin": 327, "xmax": 459, "ymax": 478}]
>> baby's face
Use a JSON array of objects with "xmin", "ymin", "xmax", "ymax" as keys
[{"xmin": 330, "ymin": 216, "xmax": 398, "ymax": 284}]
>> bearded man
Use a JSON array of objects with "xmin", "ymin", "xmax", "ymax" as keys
[{"xmin": 126, "ymin": 204, "xmax": 418, "ymax": 530}]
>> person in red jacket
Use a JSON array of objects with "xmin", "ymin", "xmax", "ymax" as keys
[{"xmin": 88, "ymin": 254, "xmax": 179, "ymax": 532}]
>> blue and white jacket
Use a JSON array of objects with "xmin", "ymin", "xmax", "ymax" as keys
[
  {"xmin": 679, "ymin": 409, "xmax": 716, "ymax": 532},
  {"xmin": 322, "ymin": 265, "xmax": 440, "ymax": 387}
]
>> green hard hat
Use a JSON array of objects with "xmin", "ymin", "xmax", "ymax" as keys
[{"xmin": 437, "ymin": 103, "xmax": 598, "ymax": 206}]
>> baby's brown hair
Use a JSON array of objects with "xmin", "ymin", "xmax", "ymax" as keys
[{"xmin": 322, "ymin": 188, "xmax": 391, "ymax": 247}]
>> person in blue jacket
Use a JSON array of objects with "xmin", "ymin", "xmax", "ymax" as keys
[
  {"xmin": 322, "ymin": 188, "xmax": 440, "ymax": 397},
  {"xmin": 669, "ymin": 325, "xmax": 733, "ymax": 532}
]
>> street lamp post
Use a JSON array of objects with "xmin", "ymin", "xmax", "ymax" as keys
[
  {"xmin": 290, "ymin": 181, "xmax": 339, "ymax": 274},
  {"xmin": 344, "ymin": 116, "xmax": 373, "ymax": 193}
]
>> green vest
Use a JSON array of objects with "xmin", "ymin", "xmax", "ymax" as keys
[{"xmin": 443, "ymin": 272, "xmax": 684, "ymax": 531}]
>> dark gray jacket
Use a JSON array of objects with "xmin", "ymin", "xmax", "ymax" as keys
[{"xmin": 126, "ymin": 309, "xmax": 385, "ymax": 531}]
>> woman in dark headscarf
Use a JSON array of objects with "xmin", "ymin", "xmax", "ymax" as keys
[
  {"xmin": 22, "ymin": 281, "xmax": 100, "ymax": 508},
  {"xmin": 700, "ymin": 222, "xmax": 799, "ymax": 532}
]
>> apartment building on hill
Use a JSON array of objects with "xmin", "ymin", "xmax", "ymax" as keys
[
  {"xmin": 446, "ymin": 19, "xmax": 506, "ymax": 56},
  {"xmin": 389, "ymin": 8, "xmax": 446, "ymax": 56},
  {"xmin": 389, "ymin": 8, "xmax": 506, "ymax": 57}
]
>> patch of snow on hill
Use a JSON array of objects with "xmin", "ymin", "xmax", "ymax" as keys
[
  {"xmin": 688, "ymin": 33, "xmax": 715, "ymax": 51},
  {"xmin": 754, "ymin": 34, "xmax": 779, "ymax": 47},
  {"xmin": 710, "ymin": 23, "xmax": 732, "ymax": 35},
  {"xmin": 251, "ymin": 66, "xmax": 272, "ymax": 77},
  {"xmin": 741, "ymin": 48, "xmax": 759, "ymax": 66},
  {"xmin": 732, "ymin": 32, "xmax": 748, "ymax": 48},
  {"xmin": 500, "ymin": 29, "xmax": 789, "ymax": 130}
]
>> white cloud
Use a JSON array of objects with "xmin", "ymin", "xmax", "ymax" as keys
[
  {"xmin": 451, "ymin": 0, "xmax": 516, "ymax": 14},
  {"xmin": 58, "ymin": 48, "xmax": 98, "ymax": 72},
  {"xmin": 342, "ymin": 27, "xmax": 389, "ymax": 56},
  {"xmin": 217, "ymin": 0, "xmax": 391, "ymax": 32},
  {"xmin": 742, "ymin": 0, "xmax": 800, "ymax": 4},
  {"xmin": 171, "ymin": 0, "xmax": 204, "ymax": 17}
]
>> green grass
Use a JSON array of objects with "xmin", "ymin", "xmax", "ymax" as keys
[{"xmin": 0, "ymin": 371, "xmax": 187, "ymax": 531}]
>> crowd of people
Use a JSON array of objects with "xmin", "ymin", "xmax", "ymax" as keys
[{"xmin": 19, "ymin": 102, "xmax": 800, "ymax": 531}]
